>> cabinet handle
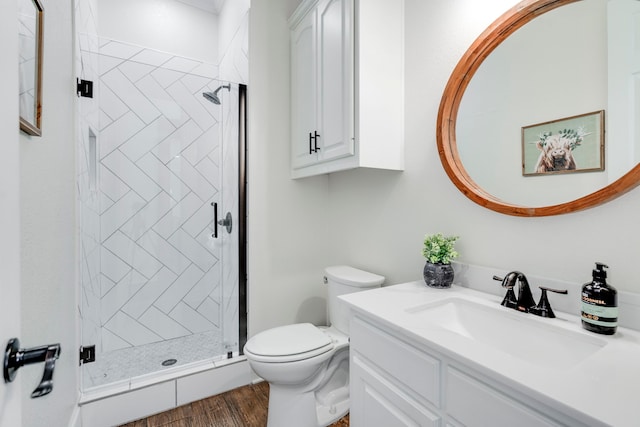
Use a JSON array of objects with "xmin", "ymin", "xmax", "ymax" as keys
[{"xmin": 309, "ymin": 131, "xmax": 321, "ymax": 154}]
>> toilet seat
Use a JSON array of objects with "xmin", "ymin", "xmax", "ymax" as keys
[{"xmin": 244, "ymin": 323, "xmax": 334, "ymax": 363}]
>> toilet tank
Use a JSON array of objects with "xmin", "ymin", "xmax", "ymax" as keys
[{"xmin": 325, "ymin": 265, "xmax": 385, "ymax": 334}]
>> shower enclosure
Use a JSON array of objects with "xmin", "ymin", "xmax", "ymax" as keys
[{"xmin": 77, "ymin": 38, "xmax": 246, "ymax": 391}]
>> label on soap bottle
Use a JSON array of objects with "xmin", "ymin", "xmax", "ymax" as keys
[{"xmin": 581, "ymin": 296, "xmax": 618, "ymax": 328}]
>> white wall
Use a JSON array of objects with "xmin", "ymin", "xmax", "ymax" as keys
[
  {"xmin": 247, "ymin": 0, "xmax": 331, "ymax": 336},
  {"xmin": 246, "ymin": 0, "xmax": 640, "ymax": 339},
  {"xmin": 97, "ymin": 0, "xmax": 219, "ymax": 63},
  {"xmin": 0, "ymin": 0, "xmax": 22, "ymax": 424},
  {"xmin": 19, "ymin": 0, "xmax": 78, "ymax": 425},
  {"xmin": 326, "ymin": 0, "xmax": 640, "ymax": 293}
]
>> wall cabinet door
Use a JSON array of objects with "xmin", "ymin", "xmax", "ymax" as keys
[
  {"xmin": 316, "ymin": 0, "xmax": 353, "ymax": 163},
  {"xmin": 290, "ymin": 0, "xmax": 353, "ymax": 172},
  {"xmin": 291, "ymin": 8, "xmax": 318, "ymax": 169},
  {"xmin": 289, "ymin": 0, "xmax": 404, "ymax": 178}
]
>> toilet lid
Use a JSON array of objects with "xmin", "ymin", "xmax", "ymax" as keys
[{"xmin": 245, "ymin": 323, "xmax": 333, "ymax": 359}]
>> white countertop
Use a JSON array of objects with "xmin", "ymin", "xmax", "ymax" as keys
[{"xmin": 340, "ymin": 281, "xmax": 640, "ymax": 427}]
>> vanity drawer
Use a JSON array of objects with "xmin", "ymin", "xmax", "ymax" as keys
[
  {"xmin": 351, "ymin": 316, "xmax": 440, "ymax": 407},
  {"xmin": 446, "ymin": 367, "xmax": 561, "ymax": 427},
  {"xmin": 351, "ymin": 354, "xmax": 440, "ymax": 427}
]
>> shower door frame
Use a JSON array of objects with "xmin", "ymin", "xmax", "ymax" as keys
[{"xmin": 238, "ymin": 83, "xmax": 248, "ymax": 355}]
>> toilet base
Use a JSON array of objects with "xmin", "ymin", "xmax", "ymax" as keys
[
  {"xmin": 317, "ymin": 385, "xmax": 349, "ymax": 426},
  {"xmin": 267, "ymin": 384, "xmax": 318, "ymax": 427},
  {"xmin": 315, "ymin": 349, "xmax": 350, "ymax": 426},
  {"xmin": 266, "ymin": 383, "xmax": 348, "ymax": 427}
]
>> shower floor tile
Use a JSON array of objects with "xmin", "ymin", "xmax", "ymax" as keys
[{"xmin": 82, "ymin": 330, "xmax": 223, "ymax": 389}]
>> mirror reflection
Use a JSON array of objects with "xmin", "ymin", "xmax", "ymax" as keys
[{"xmin": 456, "ymin": 0, "xmax": 639, "ymax": 207}]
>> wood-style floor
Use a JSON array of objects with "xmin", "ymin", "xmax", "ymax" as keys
[{"xmin": 119, "ymin": 381, "xmax": 349, "ymax": 427}]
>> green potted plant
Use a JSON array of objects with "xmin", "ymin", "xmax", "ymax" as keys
[{"xmin": 422, "ymin": 233, "xmax": 459, "ymax": 288}]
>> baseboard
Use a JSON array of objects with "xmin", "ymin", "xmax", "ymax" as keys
[
  {"xmin": 79, "ymin": 358, "xmax": 253, "ymax": 427},
  {"xmin": 68, "ymin": 405, "xmax": 82, "ymax": 427}
]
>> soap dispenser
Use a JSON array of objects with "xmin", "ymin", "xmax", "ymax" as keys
[{"xmin": 581, "ymin": 262, "xmax": 617, "ymax": 335}]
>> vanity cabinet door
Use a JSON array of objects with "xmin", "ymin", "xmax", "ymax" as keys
[{"xmin": 351, "ymin": 354, "xmax": 441, "ymax": 427}]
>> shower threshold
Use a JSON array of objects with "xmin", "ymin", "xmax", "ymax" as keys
[
  {"xmin": 82, "ymin": 330, "xmax": 236, "ymax": 393},
  {"xmin": 78, "ymin": 353, "xmax": 252, "ymax": 426}
]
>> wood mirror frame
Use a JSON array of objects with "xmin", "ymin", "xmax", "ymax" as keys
[{"xmin": 436, "ymin": 0, "xmax": 640, "ymax": 217}]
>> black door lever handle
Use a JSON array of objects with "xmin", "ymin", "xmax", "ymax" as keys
[{"xmin": 4, "ymin": 338, "xmax": 61, "ymax": 398}]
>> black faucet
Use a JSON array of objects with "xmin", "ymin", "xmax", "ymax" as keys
[{"xmin": 493, "ymin": 271, "xmax": 536, "ymax": 313}]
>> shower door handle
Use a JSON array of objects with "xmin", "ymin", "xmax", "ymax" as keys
[
  {"xmin": 211, "ymin": 203, "xmax": 232, "ymax": 237},
  {"xmin": 211, "ymin": 202, "xmax": 218, "ymax": 238},
  {"xmin": 218, "ymin": 212, "xmax": 233, "ymax": 234}
]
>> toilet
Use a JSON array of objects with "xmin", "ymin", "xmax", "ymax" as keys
[{"xmin": 243, "ymin": 265, "xmax": 384, "ymax": 427}]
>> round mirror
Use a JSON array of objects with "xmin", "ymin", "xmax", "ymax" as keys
[{"xmin": 437, "ymin": 0, "xmax": 640, "ymax": 216}]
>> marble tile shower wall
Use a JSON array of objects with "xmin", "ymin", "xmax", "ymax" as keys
[{"xmin": 79, "ymin": 38, "xmax": 238, "ymax": 356}]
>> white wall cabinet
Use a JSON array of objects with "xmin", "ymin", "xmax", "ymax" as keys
[
  {"xmin": 349, "ymin": 314, "xmax": 595, "ymax": 427},
  {"xmin": 289, "ymin": 0, "xmax": 404, "ymax": 179},
  {"xmin": 290, "ymin": 0, "xmax": 353, "ymax": 170}
]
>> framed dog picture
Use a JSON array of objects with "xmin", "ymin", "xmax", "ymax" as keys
[{"xmin": 522, "ymin": 111, "xmax": 604, "ymax": 176}]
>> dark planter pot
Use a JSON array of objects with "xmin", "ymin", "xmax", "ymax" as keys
[{"xmin": 423, "ymin": 262, "xmax": 454, "ymax": 288}]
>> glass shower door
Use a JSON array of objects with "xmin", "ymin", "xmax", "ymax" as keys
[
  {"xmin": 218, "ymin": 83, "xmax": 240, "ymax": 358},
  {"xmin": 77, "ymin": 37, "xmax": 241, "ymax": 391}
]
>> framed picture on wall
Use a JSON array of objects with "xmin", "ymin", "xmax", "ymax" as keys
[
  {"xmin": 522, "ymin": 110, "xmax": 604, "ymax": 176},
  {"xmin": 18, "ymin": 0, "xmax": 44, "ymax": 136}
]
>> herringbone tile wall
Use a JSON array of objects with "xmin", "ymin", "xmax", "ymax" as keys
[
  {"xmin": 78, "ymin": 37, "xmax": 240, "ymax": 388},
  {"xmin": 97, "ymin": 38, "xmax": 225, "ymax": 352}
]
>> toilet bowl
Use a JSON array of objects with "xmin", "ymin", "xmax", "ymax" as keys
[{"xmin": 243, "ymin": 266, "xmax": 384, "ymax": 427}]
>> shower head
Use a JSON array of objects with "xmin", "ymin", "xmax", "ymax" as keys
[
  {"xmin": 202, "ymin": 84, "xmax": 231, "ymax": 105},
  {"xmin": 203, "ymin": 91, "xmax": 221, "ymax": 105}
]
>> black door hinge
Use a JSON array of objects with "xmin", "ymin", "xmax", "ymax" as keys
[
  {"xmin": 79, "ymin": 345, "xmax": 96, "ymax": 365},
  {"xmin": 77, "ymin": 79, "xmax": 94, "ymax": 98}
]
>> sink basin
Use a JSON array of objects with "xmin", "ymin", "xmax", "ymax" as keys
[{"xmin": 405, "ymin": 298, "xmax": 606, "ymax": 369}]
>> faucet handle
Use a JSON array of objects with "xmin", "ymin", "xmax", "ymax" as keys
[
  {"xmin": 493, "ymin": 274, "xmax": 512, "ymax": 287},
  {"xmin": 501, "ymin": 286, "xmax": 519, "ymax": 310},
  {"xmin": 493, "ymin": 276, "xmax": 518, "ymax": 309},
  {"xmin": 529, "ymin": 286, "xmax": 568, "ymax": 318}
]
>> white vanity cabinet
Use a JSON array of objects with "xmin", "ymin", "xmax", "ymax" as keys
[
  {"xmin": 349, "ymin": 314, "xmax": 594, "ymax": 427},
  {"xmin": 289, "ymin": 0, "xmax": 404, "ymax": 179},
  {"xmin": 350, "ymin": 316, "xmax": 441, "ymax": 426}
]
